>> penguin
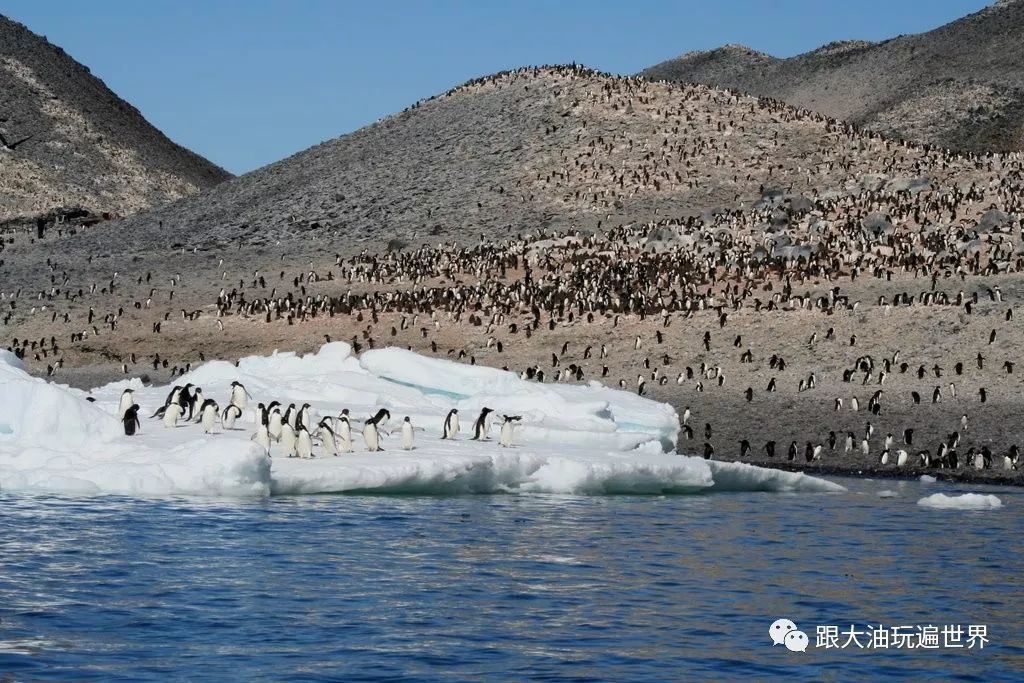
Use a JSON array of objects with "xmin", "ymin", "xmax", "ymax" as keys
[
  {"xmin": 283, "ymin": 403, "xmax": 298, "ymax": 429},
  {"xmin": 499, "ymin": 415, "xmax": 521, "ymax": 447},
  {"xmin": 682, "ymin": 407, "xmax": 691, "ymax": 425},
  {"xmin": 879, "ymin": 450, "xmax": 890, "ymax": 466},
  {"xmin": 401, "ymin": 416, "xmax": 415, "ymax": 450},
  {"xmin": 443, "ymin": 408, "xmax": 460, "ymax": 439},
  {"xmin": 268, "ymin": 407, "xmax": 284, "ymax": 442},
  {"xmin": 787, "ymin": 441, "xmax": 797, "ymax": 461},
  {"xmin": 122, "ymin": 404, "xmax": 141, "ymax": 436},
  {"xmin": 118, "ymin": 388, "xmax": 135, "ymax": 419},
  {"xmin": 318, "ymin": 417, "xmax": 338, "ymax": 456},
  {"xmin": 1004, "ymin": 445, "xmax": 1019, "ymax": 470},
  {"xmin": 703, "ymin": 442, "xmax": 714, "ymax": 460},
  {"xmin": 903, "ymin": 428, "xmax": 914, "ymax": 446},
  {"xmin": 280, "ymin": 422, "xmax": 297, "ymax": 457},
  {"xmin": 253, "ymin": 423, "xmax": 271, "ymax": 454},
  {"xmin": 739, "ymin": 439, "xmax": 751, "ymax": 457},
  {"xmin": 229, "ymin": 381, "xmax": 250, "ymax": 410},
  {"xmin": 363, "ymin": 408, "xmax": 391, "ymax": 452},
  {"xmin": 472, "ymin": 407, "xmax": 494, "ymax": 440},
  {"xmin": 296, "ymin": 403, "xmax": 312, "ymax": 432},
  {"xmin": 222, "ymin": 404, "xmax": 243, "ymax": 430},
  {"xmin": 828, "ymin": 431, "xmax": 837, "ymax": 450},
  {"xmin": 336, "ymin": 410, "xmax": 353, "ymax": 452},
  {"xmin": 200, "ymin": 399, "xmax": 219, "ymax": 434},
  {"xmin": 764, "ymin": 440, "xmax": 776, "ymax": 458},
  {"xmin": 186, "ymin": 387, "xmax": 202, "ymax": 421},
  {"xmin": 896, "ymin": 450, "xmax": 908, "ymax": 467},
  {"xmin": 163, "ymin": 402, "xmax": 183, "ymax": 428},
  {"xmin": 296, "ymin": 426, "xmax": 314, "ymax": 459}
]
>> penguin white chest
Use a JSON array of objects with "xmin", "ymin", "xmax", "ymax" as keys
[
  {"xmin": 320, "ymin": 426, "xmax": 338, "ymax": 455},
  {"xmin": 280, "ymin": 425, "xmax": 296, "ymax": 456},
  {"xmin": 364, "ymin": 423, "xmax": 380, "ymax": 452},
  {"xmin": 402, "ymin": 423, "xmax": 414, "ymax": 450},
  {"xmin": 201, "ymin": 406, "xmax": 217, "ymax": 433},
  {"xmin": 269, "ymin": 413, "xmax": 283, "ymax": 440},
  {"xmin": 255, "ymin": 426, "xmax": 271, "ymax": 453},
  {"xmin": 337, "ymin": 420, "xmax": 352, "ymax": 451},
  {"xmin": 500, "ymin": 421, "xmax": 515, "ymax": 447},
  {"xmin": 163, "ymin": 404, "xmax": 181, "ymax": 428},
  {"xmin": 296, "ymin": 431, "xmax": 313, "ymax": 458}
]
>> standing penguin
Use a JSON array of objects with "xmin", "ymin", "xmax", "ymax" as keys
[
  {"xmin": 472, "ymin": 407, "xmax": 494, "ymax": 440},
  {"xmin": 186, "ymin": 387, "xmax": 203, "ymax": 421},
  {"xmin": 296, "ymin": 426, "xmax": 314, "ymax": 459},
  {"xmin": 268, "ymin": 405, "xmax": 284, "ymax": 442},
  {"xmin": 118, "ymin": 388, "xmax": 135, "ymax": 419},
  {"xmin": 336, "ymin": 410, "xmax": 353, "ymax": 453},
  {"xmin": 499, "ymin": 415, "xmax": 522, "ymax": 447},
  {"xmin": 401, "ymin": 416, "xmax": 416, "ymax": 450},
  {"xmin": 318, "ymin": 417, "xmax": 338, "ymax": 456},
  {"xmin": 122, "ymin": 404, "xmax": 141, "ymax": 436},
  {"xmin": 443, "ymin": 408, "xmax": 460, "ymax": 439},
  {"xmin": 222, "ymin": 404, "xmax": 243, "ymax": 430},
  {"xmin": 296, "ymin": 403, "xmax": 312, "ymax": 432},
  {"xmin": 229, "ymin": 381, "xmax": 251, "ymax": 410},
  {"xmin": 253, "ymin": 423, "xmax": 272, "ymax": 454},
  {"xmin": 364, "ymin": 408, "xmax": 391, "ymax": 452},
  {"xmin": 200, "ymin": 399, "xmax": 219, "ymax": 434},
  {"xmin": 163, "ymin": 402, "xmax": 183, "ymax": 428},
  {"xmin": 283, "ymin": 403, "xmax": 298, "ymax": 429},
  {"xmin": 280, "ymin": 422, "xmax": 297, "ymax": 457}
]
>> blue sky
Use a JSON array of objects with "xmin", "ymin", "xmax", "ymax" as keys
[{"xmin": 4, "ymin": 0, "xmax": 990, "ymax": 174}]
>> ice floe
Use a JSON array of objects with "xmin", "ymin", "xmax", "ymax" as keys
[{"xmin": 0, "ymin": 344, "xmax": 844, "ymax": 497}]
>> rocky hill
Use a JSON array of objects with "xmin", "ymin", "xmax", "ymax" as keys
[
  {"xmin": 73, "ymin": 64, "xmax": 993, "ymax": 257},
  {"xmin": 0, "ymin": 14, "xmax": 230, "ymax": 226},
  {"xmin": 642, "ymin": 0, "xmax": 1024, "ymax": 153}
]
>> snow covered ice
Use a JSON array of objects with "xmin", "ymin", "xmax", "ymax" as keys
[
  {"xmin": 917, "ymin": 493, "xmax": 1003, "ymax": 510},
  {"xmin": 0, "ymin": 344, "xmax": 844, "ymax": 497}
]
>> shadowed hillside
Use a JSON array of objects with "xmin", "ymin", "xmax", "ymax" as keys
[{"xmin": 0, "ymin": 14, "xmax": 230, "ymax": 226}]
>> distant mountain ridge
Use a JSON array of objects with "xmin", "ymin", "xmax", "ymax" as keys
[
  {"xmin": 642, "ymin": 0, "xmax": 1024, "ymax": 152},
  {"xmin": 0, "ymin": 14, "xmax": 230, "ymax": 226}
]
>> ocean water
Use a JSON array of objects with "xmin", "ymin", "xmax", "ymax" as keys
[{"xmin": 1, "ymin": 477, "xmax": 1021, "ymax": 681}]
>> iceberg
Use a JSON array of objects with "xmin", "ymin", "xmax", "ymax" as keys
[
  {"xmin": 0, "ymin": 344, "xmax": 844, "ymax": 498},
  {"xmin": 917, "ymin": 493, "xmax": 1003, "ymax": 510}
]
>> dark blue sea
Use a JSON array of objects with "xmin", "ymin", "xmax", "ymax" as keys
[{"xmin": 1, "ymin": 477, "xmax": 1021, "ymax": 681}]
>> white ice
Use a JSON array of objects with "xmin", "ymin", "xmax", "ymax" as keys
[
  {"xmin": 0, "ymin": 344, "xmax": 844, "ymax": 497},
  {"xmin": 917, "ymin": 493, "xmax": 1003, "ymax": 510}
]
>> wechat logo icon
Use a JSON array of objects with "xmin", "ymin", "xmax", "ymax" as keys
[{"xmin": 770, "ymin": 618, "xmax": 809, "ymax": 652}]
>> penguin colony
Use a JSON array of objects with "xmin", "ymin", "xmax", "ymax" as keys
[
  {"xmin": 127, "ymin": 382, "xmax": 522, "ymax": 456},
  {"xmin": 3, "ymin": 67, "xmax": 1024, "ymax": 483}
]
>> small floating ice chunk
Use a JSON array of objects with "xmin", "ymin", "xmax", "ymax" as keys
[
  {"xmin": 917, "ymin": 493, "xmax": 1002, "ymax": 510},
  {"xmin": 920, "ymin": 475, "xmax": 937, "ymax": 483},
  {"xmin": 877, "ymin": 490, "xmax": 898, "ymax": 498}
]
